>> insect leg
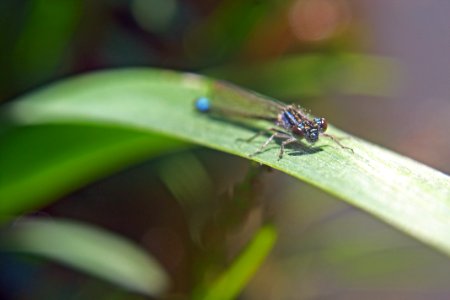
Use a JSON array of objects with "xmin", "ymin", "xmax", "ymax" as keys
[
  {"xmin": 245, "ymin": 127, "xmax": 283, "ymax": 142},
  {"xmin": 279, "ymin": 137, "xmax": 298, "ymax": 159},
  {"xmin": 249, "ymin": 132, "xmax": 292, "ymax": 157},
  {"xmin": 322, "ymin": 133, "xmax": 354, "ymax": 153}
]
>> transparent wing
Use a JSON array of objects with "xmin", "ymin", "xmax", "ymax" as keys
[{"xmin": 208, "ymin": 81, "xmax": 285, "ymax": 121}]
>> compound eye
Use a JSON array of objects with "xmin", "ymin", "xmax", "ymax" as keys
[
  {"xmin": 307, "ymin": 128, "xmax": 319, "ymax": 143},
  {"xmin": 314, "ymin": 117, "xmax": 328, "ymax": 132}
]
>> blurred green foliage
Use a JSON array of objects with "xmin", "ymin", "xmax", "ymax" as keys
[
  {"xmin": 0, "ymin": 0, "xmax": 391, "ymax": 101},
  {"xmin": 1, "ymin": 1, "xmax": 450, "ymax": 300}
]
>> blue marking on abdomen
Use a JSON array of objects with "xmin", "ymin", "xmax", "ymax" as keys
[
  {"xmin": 195, "ymin": 97, "xmax": 211, "ymax": 112},
  {"xmin": 281, "ymin": 111, "xmax": 299, "ymax": 129}
]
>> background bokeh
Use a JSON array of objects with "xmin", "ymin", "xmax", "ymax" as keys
[{"xmin": 1, "ymin": 0, "xmax": 450, "ymax": 299}]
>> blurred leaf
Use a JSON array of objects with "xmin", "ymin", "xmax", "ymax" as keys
[
  {"xmin": 205, "ymin": 53, "xmax": 400, "ymax": 98},
  {"xmin": 158, "ymin": 152, "xmax": 215, "ymax": 243},
  {"xmin": 158, "ymin": 152, "xmax": 214, "ymax": 206},
  {"xmin": 186, "ymin": 0, "xmax": 277, "ymax": 64},
  {"xmin": 12, "ymin": 0, "xmax": 82, "ymax": 85},
  {"xmin": 131, "ymin": 0, "xmax": 178, "ymax": 34},
  {"xmin": 0, "ymin": 218, "xmax": 169, "ymax": 296},
  {"xmin": 0, "ymin": 124, "xmax": 186, "ymax": 220},
  {"xmin": 0, "ymin": 68, "xmax": 449, "ymax": 258},
  {"xmin": 195, "ymin": 224, "xmax": 277, "ymax": 300}
]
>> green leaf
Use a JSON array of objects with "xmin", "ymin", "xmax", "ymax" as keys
[
  {"xmin": 1, "ymin": 68, "xmax": 450, "ymax": 257},
  {"xmin": 13, "ymin": 0, "xmax": 82, "ymax": 83},
  {"xmin": 0, "ymin": 124, "xmax": 186, "ymax": 220},
  {"xmin": 205, "ymin": 53, "xmax": 399, "ymax": 98},
  {"xmin": 0, "ymin": 218, "xmax": 169, "ymax": 296},
  {"xmin": 195, "ymin": 224, "xmax": 277, "ymax": 300}
]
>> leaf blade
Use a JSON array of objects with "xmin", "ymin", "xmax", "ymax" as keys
[
  {"xmin": 0, "ymin": 218, "xmax": 169, "ymax": 296},
  {"xmin": 1, "ymin": 68, "xmax": 449, "ymax": 256}
]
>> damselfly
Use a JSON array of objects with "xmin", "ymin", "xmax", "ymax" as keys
[{"xmin": 195, "ymin": 89, "xmax": 352, "ymax": 159}]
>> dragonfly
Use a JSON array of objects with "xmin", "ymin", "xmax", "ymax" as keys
[{"xmin": 195, "ymin": 87, "xmax": 352, "ymax": 159}]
